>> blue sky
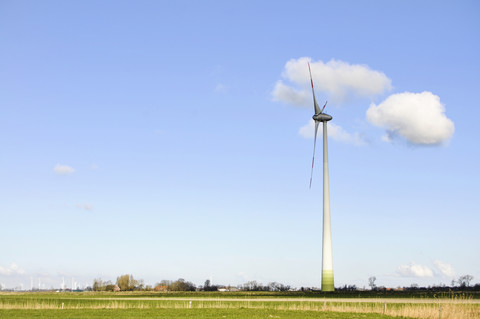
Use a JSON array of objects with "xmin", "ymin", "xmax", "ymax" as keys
[{"xmin": 1, "ymin": 0, "xmax": 479, "ymax": 290}]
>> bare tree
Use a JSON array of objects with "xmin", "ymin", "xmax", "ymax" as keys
[
  {"xmin": 458, "ymin": 275, "xmax": 473, "ymax": 287},
  {"xmin": 268, "ymin": 282, "xmax": 290, "ymax": 291},
  {"xmin": 242, "ymin": 281, "xmax": 263, "ymax": 291},
  {"xmin": 368, "ymin": 276, "xmax": 377, "ymax": 290},
  {"xmin": 203, "ymin": 279, "xmax": 218, "ymax": 291},
  {"xmin": 93, "ymin": 278, "xmax": 107, "ymax": 291},
  {"xmin": 169, "ymin": 278, "xmax": 196, "ymax": 291}
]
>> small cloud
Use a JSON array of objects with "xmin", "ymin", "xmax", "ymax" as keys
[
  {"xmin": 433, "ymin": 260, "xmax": 455, "ymax": 277},
  {"xmin": 76, "ymin": 203, "xmax": 93, "ymax": 211},
  {"xmin": 381, "ymin": 132, "xmax": 393, "ymax": 143},
  {"xmin": 54, "ymin": 164, "xmax": 75, "ymax": 175},
  {"xmin": 90, "ymin": 164, "xmax": 99, "ymax": 170},
  {"xmin": 0, "ymin": 263, "xmax": 25, "ymax": 276},
  {"xmin": 367, "ymin": 91, "xmax": 454, "ymax": 145},
  {"xmin": 299, "ymin": 120, "xmax": 367, "ymax": 146},
  {"xmin": 214, "ymin": 83, "xmax": 227, "ymax": 93},
  {"xmin": 272, "ymin": 57, "xmax": 392, "ymax": 105},
  {"xmin": 237, "ymin": 272, "xmax": 250, "ymax": 281},
  {"xmin": 396, "ymin": 262, "xmax": 434, "ymax": 278}
]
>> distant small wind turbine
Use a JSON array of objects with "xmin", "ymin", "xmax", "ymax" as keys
[{"xmin": 308, "ymin": 62, "xmax": 334, "ymax": 292}]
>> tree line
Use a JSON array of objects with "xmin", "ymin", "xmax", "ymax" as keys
[
  {"xmin": 367, "ymin": 274, "xmax": 478, "ymax": 291},
  {"xmin": 91, "ymin": 275, "xmax": 291, "ymax": 292},
  {"xmin": 92, "ymin": 276, "xmax": 208, "ymax": 292},
  {"xmin": 91, "ymin": 274, "xmax": 478, "ymax": 292}
]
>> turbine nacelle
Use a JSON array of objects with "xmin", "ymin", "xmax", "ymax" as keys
[{"xmin": 313, "ymin": 113, "xmax": 332, "ymax": 122}]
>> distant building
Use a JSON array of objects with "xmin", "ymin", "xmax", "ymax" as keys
[
  {"xmin": 218, "ymin": 286, "xmax": 240, "ymax": 292},
  {"xmin": 154, "ymin": 285, "xmax": 168, "ymax": 291}
]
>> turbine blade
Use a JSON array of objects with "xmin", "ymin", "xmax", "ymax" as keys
[
  {"xmin": 309, "ymin": 121, "xmax": 320, "ymax": 189},
  {"xmin": 321, "ymin": 101, "xmax": 327, "ymax": 113},
  {"xmin": 308, "ymin": 62, "xmax": 321, "ymax": 115}
]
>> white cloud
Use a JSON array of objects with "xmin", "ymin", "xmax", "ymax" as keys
[
  {"xmin": 0, "ymin": 263, "xmax": 25, "ymax": 276},
  {"xmin": 273, "ymin": 57, "xmax": 392, "ymax": 105},
  {"xmin": 54, "ymin": 164, "xmax": 75, "ymax": 175},
  {"xmin": 76, "ymin": 203, "xmax": 93, "ymax": 211},
  {"xmin": 433, "ymin": 260, "xmax": 455, "ymax": 277},
  {"xmin": 214, "ymin": 83, "xmax": 227, "ymax": 93},
  {"xmin": 272, "ymin": 81, "xmax": 311, "ymax": 106},
  {"xmin": 367, "ymin": 91, "xmax": 454, "ymax": 145},
  {"xmin": 396, "ymin": 262, "xmax": 434, "ymax": 278},
  {"xmin": 299, "ymin": 120, "xmax": 367, "ymax": 146}
]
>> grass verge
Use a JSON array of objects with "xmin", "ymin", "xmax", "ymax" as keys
[{"xmin": 0, "ymin": 308, "xmax": 401, "ymax": 319}]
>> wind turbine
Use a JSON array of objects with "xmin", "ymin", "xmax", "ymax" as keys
[{"xmin": 308, "ymin": 62, "xmax": 334, "ymax": 292}]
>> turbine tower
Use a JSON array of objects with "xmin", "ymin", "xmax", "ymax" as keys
[{"xmin": 308, "ymin": 62, "xmax": 334, "ymax": 292}]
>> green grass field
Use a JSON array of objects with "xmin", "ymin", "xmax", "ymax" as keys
[
  {"xmin": 0, "ymin": 291, "xmax": 478, "ymax": 318},
  {"xmin": 0, "ymin": 308, "xmax": 397, "ymax": 319}
]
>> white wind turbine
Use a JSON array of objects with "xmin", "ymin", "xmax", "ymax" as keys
[{"xmin": 308, "ymin": 62, "xmax": 334, "ymax": 292}]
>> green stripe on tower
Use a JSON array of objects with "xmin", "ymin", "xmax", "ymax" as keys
[{"xmin": 322, "ymin": 270, "xmax": 334, "ymax": 291}]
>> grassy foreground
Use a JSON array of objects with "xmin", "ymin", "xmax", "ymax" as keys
[
  {"xmin": 0, "ymin": 308, "xmax": 395, "ymax": 319},
  {"xmin": 1, "ymin": 291, "xmax": 479, "ymax": 319}
]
